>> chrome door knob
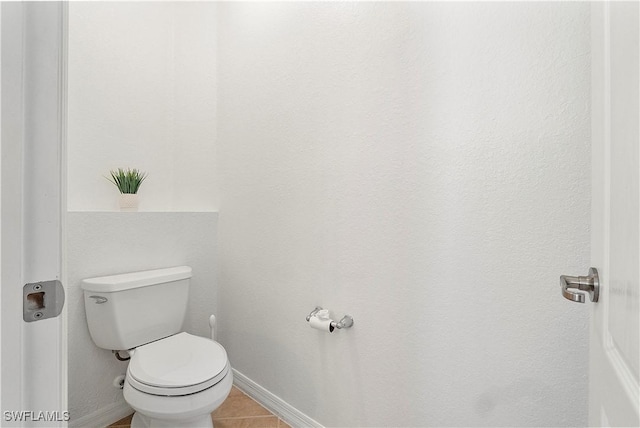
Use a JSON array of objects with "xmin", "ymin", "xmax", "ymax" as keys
[{"xmin": 560, "ymin": 267, "xmax": 599, "ymax": 303}]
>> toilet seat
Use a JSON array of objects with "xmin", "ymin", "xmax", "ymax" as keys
[{"xmin": 127, "ymin": 332, "xmax": 229, "ymax": 396}]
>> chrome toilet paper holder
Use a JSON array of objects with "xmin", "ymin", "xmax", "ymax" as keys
[{"xmin": 306, "ymin": 306, "xmax": 354, "ymax": 330}]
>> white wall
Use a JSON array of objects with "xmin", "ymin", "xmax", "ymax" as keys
[
  {"xmin": 66, "ymin": 212, "xmax": 218, "ymax": 426},
  {"xmin": 66, "ymin": 3, "xmax": 220, "ymax": 425},
  {"xmin": 217, "ymin": 3, "xmax": 591, "ymax": 427},
  {"xmin": 67, "ymin": 2, "xmax": 218, "ymax": 212}
]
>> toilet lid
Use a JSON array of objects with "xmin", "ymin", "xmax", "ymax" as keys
[{"xmin": 128, "ymin": 332, "xmax": 229, "ymax": 395}]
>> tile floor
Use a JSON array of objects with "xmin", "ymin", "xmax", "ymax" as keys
[{"xmin": 108, "ymin": 386, "xmax": 292, "ymax": 428}]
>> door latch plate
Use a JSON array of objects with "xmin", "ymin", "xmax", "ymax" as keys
[{"xmin": 23, "ymin": 280, "xmax": 65, "ymax": 322}]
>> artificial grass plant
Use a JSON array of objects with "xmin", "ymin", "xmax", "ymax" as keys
[{"xmin": 107, "ymin": 168, "xmax": 147, "ymax": 194}]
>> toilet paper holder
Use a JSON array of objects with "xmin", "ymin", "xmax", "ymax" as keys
[{"xmin": 306, "ymin": 306, "xmax": 354, "ymax": 330}]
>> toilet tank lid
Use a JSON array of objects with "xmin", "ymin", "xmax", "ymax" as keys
[{"xmin": 81, "ymin": 266, "xmax": 192, "ymax": 293}]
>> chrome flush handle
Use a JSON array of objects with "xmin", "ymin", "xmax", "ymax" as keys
[
  {"xmin": 560, "ymin": 267, "xmax": 599, "ymax": 303},
  {"xmin": 88, "ymin": 295, "xmax": 108, "ymax": 304}
]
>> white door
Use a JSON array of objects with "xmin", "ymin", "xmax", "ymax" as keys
[
  {"xmin": 1, "ymin": 3, "xmax": 67, "ymax": 427},
  {"xmin": 589, "ymin": 2, "xmax": 640, "ymax": 426}
]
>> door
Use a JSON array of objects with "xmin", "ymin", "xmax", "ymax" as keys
[
  {"xmin": 589, "ymin": 2, "xmax": 640, "ymax": 426},
  {"xmin": 1, "ymin": 3, "xmax": 67, "ymax": 427}
]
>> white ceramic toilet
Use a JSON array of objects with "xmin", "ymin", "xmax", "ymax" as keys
[{"xmin": 82, "ymin": 266, "xmax": 232, "ymax": 428}]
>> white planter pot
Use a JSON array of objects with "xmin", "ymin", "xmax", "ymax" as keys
[{"xmin": 119, "ymin": 193, "xmax": 139, "ymax": 212}]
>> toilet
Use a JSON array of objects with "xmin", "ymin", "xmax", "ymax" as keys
[{"xmin": 82, "ymin": 266, "xmax": 232, "ymax": 428}]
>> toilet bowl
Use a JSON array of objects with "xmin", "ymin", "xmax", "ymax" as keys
[
  {"xmin": 81, "ymin": 267, "xmax": 232, "ymax": 428},
  {"xmin": 123, "ymin": 332, "xmax": 232, "ymax": 428}
]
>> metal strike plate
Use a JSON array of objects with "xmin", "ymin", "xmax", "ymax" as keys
[{"xmin": 23, "ymin": 280, "xmax": 65, "ymax": 322}]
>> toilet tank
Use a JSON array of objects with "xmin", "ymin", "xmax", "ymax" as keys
[{"xmin": 82, "ymin": 266, "xmax": 192, "ymax": 350}]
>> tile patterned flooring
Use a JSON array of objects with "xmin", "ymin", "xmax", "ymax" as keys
[{"xmin": 108, "ymin": 386, "xmax": 291, "ymax": 428}]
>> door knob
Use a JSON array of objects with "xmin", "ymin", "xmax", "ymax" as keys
[{"xmin": 560, "ymin": 267, "xmax": 599, "ymax": 303}]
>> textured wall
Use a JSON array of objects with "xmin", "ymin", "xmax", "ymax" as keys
[
  {"xmin": 217, "ymin": 2, "xmax": 591, "ymax": 427},
  {"xmin": 67, "ymin": 2, "xmax": 218, "ymax": 211},
  {"xmin": 66, "ymin": 212, "xmax": 218, "ymax": 424}
]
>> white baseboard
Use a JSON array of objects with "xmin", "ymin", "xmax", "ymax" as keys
[
  {"xmin": 232, "ymin": 369, "xmax": 323, "ymax": 428},
  {"xmin": 68, "ymin": 400, "xmax": 132, "ymax": 428}
]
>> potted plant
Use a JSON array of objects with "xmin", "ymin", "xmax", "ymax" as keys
[{"xmin": 107, "ymin": 168, "xmax": 147, "ymax": 211}]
